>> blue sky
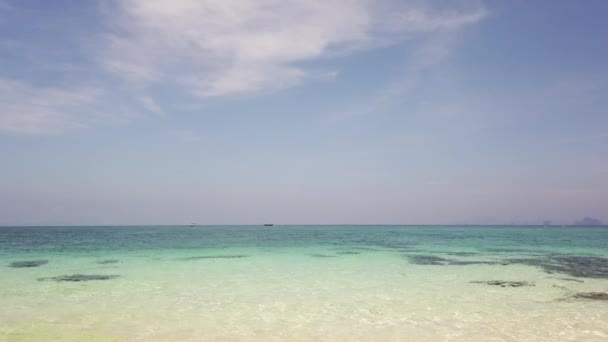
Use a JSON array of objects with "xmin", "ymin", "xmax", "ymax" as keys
[{"xmin": 1, "ymin": 0, "xmax": 607, "ymax": 225}]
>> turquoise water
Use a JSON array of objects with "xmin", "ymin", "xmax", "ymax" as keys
[{"xmin": 1, "ymin": 226, "xmax": 608, "ymax": 341}]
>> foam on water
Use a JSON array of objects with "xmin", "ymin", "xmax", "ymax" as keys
[{"xmin": 1, "ymin": 226, "xmax": 608, "ymax": 341}]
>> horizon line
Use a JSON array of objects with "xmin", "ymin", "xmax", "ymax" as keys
[{"xmin": 1, "ymin": 224, "xmax": 606, "ymax": 228}]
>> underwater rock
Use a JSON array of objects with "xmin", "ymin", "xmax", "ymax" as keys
[
  {"xmin": 9, "ymin": 260, "xmax": 48, "ymax": 268},
  {"xmin": 376, "ymin": 242, "xmax": 419, "ymax": 250},
  {"xmin": 178, "ymin": 255, "xmax": 248, "ymax": 260},
  {"xmin": 470, "ymin": 280, "xmax": 534, "ymax": 288},
  {"xmin": 544, "ymin": 256, "xmax": 608, "ymax": 278},
  {"xmin": 407, "ymin": 255, "xmax": 499, "ymax": 266},
  {"xmin": 39, "ymin": 274, "xmax": 120, "ymax": 282},
  {"xmin": 336, "ymin": 251, "xmax": 361, "ymax": 255},
  {"xmin": 507, "ymin": 256, "xmax": 608, "ymax": 279},
  {"xmin": 446, "ymin": 252, "xmax": 478, "ymax": 256},
  {"xmin": 448, "ymin": 260, "xmax": 501, "ymax": 266},
  {"xmin": 485, "ymin": 248, "xmax": 548, "ymax": 254},
  {"xmin": 573, "ymin": 292, "xmax": 608, "ymax": 300},
  {"xmin": 97, "ymin": 260, "xmax": 120, "ymax": 264},
  {"xmin": 407, "ymin": 255, "xmax": 450, "ymax": 265},
  {"xmin": 310, "ymin": 254, "xmax": 337, "ymax": 258},
  {"xmin": 548, "ymin": 276, "xmax": 584, "ymax": 283}
]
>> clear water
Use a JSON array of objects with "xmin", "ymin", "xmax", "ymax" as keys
[{"xmin": 1, "ymin": 225, "xmax": 607, "ymax": 341}]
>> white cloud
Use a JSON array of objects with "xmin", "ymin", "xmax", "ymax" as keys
[
  {"xmin": 0, "ymin": 78, "xmax": 102, "ymax": 135},
  {"xmin": 102, "ymin": 0, "xmax": 486, "ymax": 97},
  {"xmin": 138, "ymin": 95, "xmax": 164, "ymax": 114},
  {"xmin": 327, "ymin": 30, "xmax": 476, "ymax": 123},
  {"xmin": 0, "ymin": 1, "xmax": 486, "ymax": 136}
]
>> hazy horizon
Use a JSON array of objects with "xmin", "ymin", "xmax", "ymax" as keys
[
  {"xmin": 1, "ymin": 0, "xmax": 607, "ymax": 226},
  {"xmin": 0, "ymin": 221, "xmax": 606, "ymax": 228}
]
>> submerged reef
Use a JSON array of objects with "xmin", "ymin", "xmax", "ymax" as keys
[
  {"xmin": 9, "ymin": 260, "xmax": 48, "ymax": 268},
  {"xmin": 470, "ymin": 280, "xmax": 534, "ymax": 288},
  {"xmin": 484, "ymin": 247, "xmax": 551, "ymax": 255},
  {"xmin": 446, "ymin": 252, "xmax": 478, "ymax": 257},
  {"xmin": 376, "ymin": 242, "xmax": 418, "ymax": 250},
  {"xmin": 572, "ymin": 292, "xmax": 608, "ymax": 301},
  {"xmin": 310, "ymin": 254, "xmax": 337, "ymax": 258},
  {"xmin": 39, "ymin": 274, "xmax": 120, "ymax": 282},
  {"xmin": 407, "ymin": 255, "xmax": 450, "ymax": 265},
  {"xmin": 448, "ymin": 260, "xmax": 501, "ymax": 266},
  {"xmin": 405, "ymin": 252, "xmax": 608, "ymax": 279},
  {"xmin": 406, "ymin": 255, "xmax": 500, "ymax": 266},
  {"xmin": 178, "ymin": 255, "xmax": 249, "ymax": 260},
  {"xmin": 97, "ymin": 260, "xmax": 120, "ymax": 264},
  {"xmin": 547, "ymin": 276, "xmax": 584, "ymax": 283},
  {"xmin": 336, "ymin": 251, "xmax": 361, "ymax": 255},
  {"xmin": 507, "ymin": 256, "xmax": 608, "ymax": 278}
]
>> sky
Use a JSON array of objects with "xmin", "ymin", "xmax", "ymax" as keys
[{"xmin": 0, "ymin": 0, "xmax": 607, "ymax": 225}]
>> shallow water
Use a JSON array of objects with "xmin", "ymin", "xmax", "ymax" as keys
[{"xmin": 1, "ymin": 225, "xmax": 608, "ymax": 341}]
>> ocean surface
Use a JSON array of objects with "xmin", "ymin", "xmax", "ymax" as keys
[{"xmin": 1, "ymin": 225, "xmax": 607, "ymax": 341}]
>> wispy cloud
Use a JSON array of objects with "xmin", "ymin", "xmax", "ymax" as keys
[
  {"xmin": 102, "ymin": 0, "xmax": 487, "ymax": 97},
  {"xmin": 327, "ymin": 34, "xmax": 469, "ymax": 123},
  {"xmin": 0, "ymin": 78, "xmax": 102, "ymax": 135},
  {"xmin": 0, "ymin": 0, "xmax": 486, "ymax": 135},
  {"xmin": 138, "ymin": 95, "xmax": 164, "ymax": 114}
]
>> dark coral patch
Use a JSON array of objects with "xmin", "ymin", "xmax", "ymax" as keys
[
  {"xmin": 573, "ymin": 292, "xmax": 608, "ymax": 301},
  {"xmin": 377, "ymin": 243, "xmax": 418, "ymax": 250},
  {"xmin": 448, "ymin": 260, "xmax": 500, "ymax": 266},
  {"xmin": 407, "ymin": 255, "xmax": 450, "ymax": 265},
  {"xmin": 97, "ymin": 260, "xmax": 120, "ymax": 264},
  {"xmin": 310, "ymin": 254, "xmax": 337, "ymax": 258},
  {"xmin": 446, "ymin": 252, "xmax": 478, "ymax": 257},
  {"xmin": 39, "ymin": 274, "xmax": 120, "ymax": 282},
  {"xmin": 178, "ymin": 255, "xmax": 248, "ymax": 260},
  {"xmin": 507, "ymin": 256, "xmax": 608, "ymax": 279},
  {"xmin": 336, "ymin": 251, "xmax": 361, "ymax": 255},
  {"xmin": 547, "ymin": 276, "xmax": 584, "ymax": 283},
  {"xmin": 407, "ymin": 255, "xmax": 500, "ymax": 266},
  {"xmin": 484, "ymin": 248, "xmax": 549, "ymax": 254},
  {"xmin": 9, "ymin": 260, "xmax": 48, "ymax": 268},
  {"xmin": 470, "ymin": 280, "xmax": 534, "ymax": 288}
]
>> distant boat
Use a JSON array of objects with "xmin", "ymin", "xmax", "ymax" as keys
[
  {"xmin": 263, "ymin": 224, "xmax": 274, "ymax": 227},
  {"xmin": 189, "ymin": 223, "xmax": 196, "ymax": 227}
]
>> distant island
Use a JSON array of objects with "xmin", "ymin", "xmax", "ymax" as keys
[{"xmin": 574, "ymin": 217, "xmax": 603, "ymax": 226}]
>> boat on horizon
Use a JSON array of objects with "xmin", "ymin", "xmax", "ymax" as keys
[{"xmin": 263, "ymin": 223, "xmax": 274, "ymax": 227}]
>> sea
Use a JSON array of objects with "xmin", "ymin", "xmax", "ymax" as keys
[{"xmin": 1, "ymin": 225, "xmax": 607, "ymax": 341}]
